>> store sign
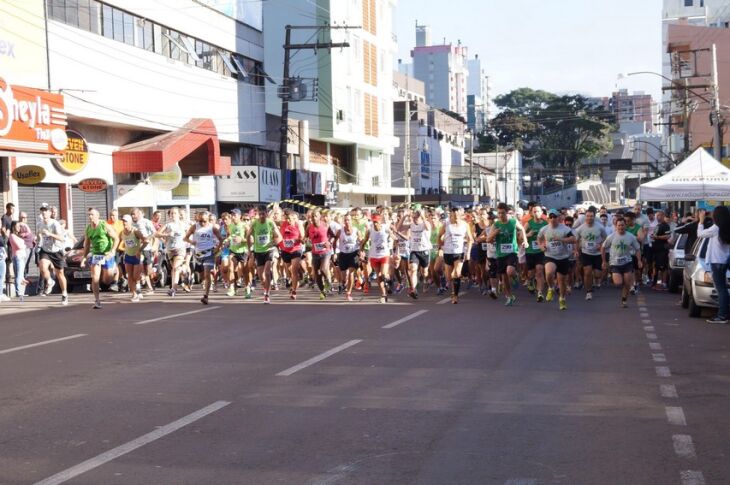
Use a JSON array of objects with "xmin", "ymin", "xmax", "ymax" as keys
[
  {"xmin": 149, "ymin": 164, "xmax": 182, "ymax": 191},
  {"xmin": 12, "ymin": 164, "xmax": 45, "ymax": 185},
  {"xmin": 78, "ymin": 178, "xmax": 107, "ymax": 193},
  {"xmin": 0, "ymin": 76, "xmax": 67, "ymax": 155},
  {"xmin": 259, "ymin": 167, "xmax": 281, "ymax": 203},
  {"xmin": 54, "ymin": 130, "xmax": 89, "ymax": 175},
  {"xmin": 217, "ymin": 166, "xmax": 259, "ymax": 202}
]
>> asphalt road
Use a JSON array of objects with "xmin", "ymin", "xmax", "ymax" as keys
[{"xmin": 0, "ymin": 283, "xmax": 728, "ymax": 485}]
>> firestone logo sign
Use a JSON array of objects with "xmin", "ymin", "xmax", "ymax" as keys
[{"xmin": 0, "ymin": 76, "xmax": 67, "ymax": 155}]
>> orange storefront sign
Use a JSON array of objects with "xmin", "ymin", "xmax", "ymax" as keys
[{"xmin": 0, "ymin": 76, "xmax": 67, "ymax": 155}]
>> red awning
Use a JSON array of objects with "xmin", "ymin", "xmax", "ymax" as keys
[{"xmin": 112, "ymin": 118, "xmax": 231, "ymax": 176}]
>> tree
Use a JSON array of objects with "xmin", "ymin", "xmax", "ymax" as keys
[{"xmin": 486, "ymin": 88, "xmax": 614, "ymax": 170}]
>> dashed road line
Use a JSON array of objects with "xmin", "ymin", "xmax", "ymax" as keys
[
  {"xmin": 277, "ymin": 340, "xmax": 363, "ymax": 377},
  {"xmin": 656, "ymin": 366, "xmax": 672, "ymax": 377},
  {"xmin": 382, "ymin": 309, "xmax": 429, "ymax": 329},
  {"xmin": 660, "ymin": 384, "xmax": 678, "ymax": 399},
  {"xmin": 437, "ymin": 297, "xmax": 452, "ymax": 304},
  {"xmin": 0, "ymin": 334, "xmax": 87, "ymax": 355},
  {"xmin": 673, "ymin": 434, "xmax": 697, "ymax": 459},
  {"xmin": 642, "ymin": 319, "xmax": 652, "ymax": 324},
  {"xmin": 649, "ymin": 342, "xmax": 663, "ymax": 351},
  {"xmin": 680, "ymin": 470, "xmax": 706, "ymax": 485},
  {"xmin": 666, "ymin": 406, "xmax": 687, "ymax": 426},
  {"xmin": 646, "ymin": 333, "xmax": 658, "ymax": 340},
  {"xmin": 34, "ymin": 400, "xmax": 231, "ymax": 485},
  {"xmin": 644, "ymin": 325, "xmax": 655, "ymax": 332},
  {"xmin": 652, "ymin": 353, "xmax": 667, "ymax": 363},
  {"xmin": 133, "ymin": 306, "xmax": 222, "ymax": 325},
  {"xmin": 640, "ymin": 312, "xmax": 650, "ymax": 318},
  {"xmin": 503, "ymin": 480, "xmax": 537, "ymax": 485}
]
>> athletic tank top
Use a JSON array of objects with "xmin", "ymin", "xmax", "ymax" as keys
[
  {"xmin": 194, "ymin": 224, "xmax": 216, "ymax": 253},
  {"xmin": 443, "ymin": 221, "xmax": 468, "ymax": 255},
  {"xmin": 339, "ymin": 227, "xmax": 359, "ymax": 254},
  {"xmin": 409, "ymin": 222, "xmax": 432, "ymax": 252},
  {"xmin": 123, "ymin": 229, "xmax": 141, "ymax": 257},
  {"xmin": 86, "ymin": 221, "xmax": 113, "ymax": 255},
  {"xmin": 494, "ymin": 218, "xmax": 518, "ymax": 257},
  {"xmin": 368, "ymin": 226, "xmax": 391, "ymax": 259},
  {"xmin": 280, "ymin": 221, "xmax": 303, "ymax": 253},
  {"xmin": 308, "ymin": 223, "xmax": 331, "ymax": 255}
]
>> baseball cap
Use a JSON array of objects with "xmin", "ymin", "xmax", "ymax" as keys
[
  {"xmin": 231, "ymin": 208, "xmax": 242, "ymax": 215},
  {"xmin": 39, "ymin": 204, "xmax": 49, "ymax": 211},
  {"xmin": 122, "ymin": 214, "xmax": 132, "ymax": 222},
  {"xmin": 371, "ymin": 214, "xmax": 382, "ymax": 222},
  {"xmin": 547, "ymin": 209, "xmax": 560, "ymax": 217}
]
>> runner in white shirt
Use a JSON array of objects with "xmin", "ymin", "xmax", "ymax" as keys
[
  {"xmin": 438, "ymin": 207, "xmax": 474, "ymax": 304},
  {"xmin": 184, "ymin": 211, "xmax": 223, "ymax": 305},
  {"xmin": 334, "ymin": 213, "xmax": 362, "ymax": 302},
  {"xmin": 361, "ymin": 214, "xmax": 391, "ymax": 303}
]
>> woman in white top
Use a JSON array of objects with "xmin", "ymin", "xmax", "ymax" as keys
[
  {"xmin": 697, "ymin": 207, "xmax": 730, "ymax": 324},
  {"xmin": 361, "ymin": 214, "xmax": 391, "ymax": 303},
  {"xmin": 438, "ymin": 207, "xmax": 474, "ymax": 304}
]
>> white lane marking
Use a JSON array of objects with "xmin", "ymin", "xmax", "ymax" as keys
[
  {"xmin": 34, "ymin": 400, "xmax": 231, "ymax": 485},
  {"xmin": 639, "ymin": 306, "xmax": 648, "ymax": 312},
  {"xmin": 656, "ymin": 366, "xmax": 672, "ymax": 377},
  {"xmin": 504, "ymin": 480, "xmax": 537, "ymax": 485},
  {"xmin": 649, "ymin": 342, "xmax": 663, "ymax": 351},
  {"xmin": 673, "ymin": 435, "xmax": 697, "ymax": 459},
  {"xmin": 642, "ymin": 319, "xmax": 652, "ymax": 324},
  {"xmin": 666, "ymin": 406, "xmax": 687, "ymax": 426},
  {"xmin": 680, "ymin": 470, "xmax": 706, "ymax": 485},
  {"xmin": 277, "ymin": 340, "xmax": 363, "ymax": 377},
  {"xmin": 437, "ymin": 297, "xmax": 452, "ymax": 304},
  {"xmin": 382, "ymin": 309, "xmax": 429, "ymax": 329},
  {"xmin": 646, "ymin": 333, "xmax": 658, "ymax": 340},
  {"xmin": 644, "ymin": 326, "xmax": 655, "ymax": 332},
  {"xmin": 0, "ymin": 334, "xmax": 87, "ymax": 355},
  {"xmin": 661, "ymin": 384, "xmax": 679, "ymax": 399},
  {"xmin": 133, "ymin": 306, "xmax": 221, "ymax": 325},
  {"xmin": 640, "ymin": 312, "xmax": 650, "ymax": 318},
  {"xmin": 652, "ymin": 353, "xmax": 667, "ymax": 363}
]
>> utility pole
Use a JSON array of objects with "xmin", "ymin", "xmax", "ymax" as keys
[
  {"xmin": 684, "ymin": 78, "xmax": 691, "ymax": 156},
  {"xmin": 712, "ymin": 43, "xmax": 723, "ymax": 160},
  {"xmin": 468, "ymin": 130, "xmax": 476, "ymax": 205},
  {"xmin": 404, "ymin": 101, "xmax": 411, "ymax": 204},
  {"xmin": 278, "ymin": 25, "xmax": 357, "ymax": 200}
]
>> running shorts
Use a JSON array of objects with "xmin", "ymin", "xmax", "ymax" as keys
[
  {"xmin": 281, "ymin": 250, "xmax": 303, "ymax": 264},
  {"xmin": 254, "ymin": 251, "xmax": 274, "ymax": 267},
  {"xmin": 443, "ymin": 253, "xmax": 464, "ymax": 266},
  {"xmin": 580, "ymin": 253, "xmax": 603, "ymax": 271},
  {"xmin": 545, "ymin": 257, "xmax": 571, "ymax": 275},
  {"xmin": 496, "ymin": 254, "xmax": 518, "ymax": 275},
  {"xmin": 338, "ymin": 251, "xmax": 360, "ymax": 271},
  {"xmin": 409, "ymin": 250, "xmax": 429, "ymax": 268},
  {"xmin": 39, "ymin": 249, "xmax": 67, "ymax": 269},
  {"xmin": 525, "ymin": 252, "xmax": 545, "ymax": 270}
]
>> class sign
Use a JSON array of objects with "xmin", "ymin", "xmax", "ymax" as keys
[
  {"xmin": 0, "ymin": 76, "xmax": 67, "ymax": 155},
  {"xmin": 55, "ymin": 130, "xmax": 89, "ymax": 175}
]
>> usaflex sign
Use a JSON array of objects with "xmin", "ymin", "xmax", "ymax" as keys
[{"xmin": 12, "ymin": 164, "xmax": 45, "ymax": 185}]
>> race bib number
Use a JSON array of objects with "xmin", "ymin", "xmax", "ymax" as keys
[
  {"xmin": 585, "ymin": 241, "xmax": 597, "ymax": 250},
  {"xmin": 284, "ymin": 239, "xmax": 295, "ymax": 249},
  {"xmin": 412, "ymin": 237, "xmax": 421, "ymax": 244},
  {"xmin": 257, "ymin": 234, "xmax": 270, "ymax": 246},
  {"xmin": 125, "ymin": 238, "xmax": 137, "ymax": 248},
  {"xmin": 376, "ymin": 245, "xmax": 385, "ymax": 252},
  {"xmin": 481, "ymin": 243, "xmax": 489, "ymax": 251},
  {"xmin": 531, "ymin": 241, "xmax": 540, "ymax": 250},
  {"xmin": 90, "ymin": 254, "xmax": 106, "ymax": 265},
  {"xmin": 616, "ymin": 255, "xmax": 631, "ymax": 265},
  {"xmin": 548, "ymin": 240, "xmax": 562, "ymax": 251},
  {"xmin": 314, "ymin": 242, "xmax": 327, "ymax": 251},
  {"xmin": 398, "ymin": 242, "xmax": 408, "ymax": 251},
  {"xmin": 500, "ymin": 243, "xmax": 514, "ymax": 254}
]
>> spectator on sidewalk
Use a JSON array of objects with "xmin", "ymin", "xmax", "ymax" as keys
[
  {"xmin": 17, "ymin": 212, "xmax": 34, "ymax": 275},
  {"xmin": 8, "ymin": 221, "xmax": 28, "ymax": 300},
  {"xmin": 697, "ymin": 206, "xmax": 730, "ymax": 324},
  {"xmin": 0, "ymin": 227, "xmax": 7, "ymax": 301}
]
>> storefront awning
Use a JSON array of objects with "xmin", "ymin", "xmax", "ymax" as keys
[{"xmin": 112, "ymin": 118, "xmax": 231, "ymax": 176}]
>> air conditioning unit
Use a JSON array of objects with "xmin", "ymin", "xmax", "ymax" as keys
[
  {"xmin": 336, "ymin": 109, "xmax": 345, "ymax": 122},
  {"xmin": 136, "ymin": 18, "xmax": 146, "ymax": 27}
]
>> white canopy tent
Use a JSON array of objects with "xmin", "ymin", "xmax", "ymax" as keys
[{"xmin": 639, "ymin": 148, "xmax": 730, "ymax": 201}]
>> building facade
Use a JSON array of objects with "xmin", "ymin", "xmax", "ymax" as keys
[
  {"xmin": 599, "ymin": 89, "xmax": 655, "ymax": 132},
  {"xmin": 467, "ymin": 55, "xmax": 489, "ymax": 134},
  {"xmin": 410, "ymin": 24, "xmax": 469, "ymax": 119},
  {"xmin": 1, "ymin": 0, "xmax": 271, "ymax": 236},
  {"xmin": 264, "ymin": 0, "xmax": 408, "ymax": 207}
]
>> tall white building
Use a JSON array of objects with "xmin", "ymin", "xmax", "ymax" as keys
[
  {"xmin": 264, "ymin": 0, "xmax": 408, "ymax": 207},
  {"xmin": 467, "ymin": 55, "xmax": 489, "ymax": 134},
  {"xmin": 1, "ymin": 0, "xmax": 267, "ymax": 235},
  {"xmin": 411, "ymin": 24, "xmax": 469, "ymax": 119}
]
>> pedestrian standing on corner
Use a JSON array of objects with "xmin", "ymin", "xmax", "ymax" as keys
[{"xmin": 697, "ymin": 206, "xmax": 730, "ymax": 324}]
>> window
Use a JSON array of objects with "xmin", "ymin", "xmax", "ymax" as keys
[
  {"xmin": 112, "ymin": 7, "xmax": 124, "ymax": 42},
  {"xmin": 684, "ymin": 0, "xmax": 693, "ymax": 6}
]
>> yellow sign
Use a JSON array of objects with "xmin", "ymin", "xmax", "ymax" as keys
[
  {"xmin": 12, "ymin": 165, "xmax": 45, "ymax": 185},
  {"xmin": 54, "ymin": 130, "xmax": 89, "ymax": 175}
]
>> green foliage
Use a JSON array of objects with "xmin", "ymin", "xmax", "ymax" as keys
[{"xmin": 488, "ymin": 88, "xmax": 614, "ymax": 170}]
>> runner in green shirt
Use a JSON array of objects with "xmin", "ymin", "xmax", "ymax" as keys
[
  {"xmin": 624, "ymin": 211, "xmax": 644, "ymax": 295},
  {"xmin": 246, "ymin": 206, "xmax": 282, "ymax": 304},
  {"xmin": 225, "ymin": 208, "xmax": 251, "ymax": 298},
  {"xmin": 82, "ymin": 207, "xmax": 119, "ymax": 310},
  {"xmin": 524, "ymin": 206, "xmax": 548, "ymax": 301},
  {"xmin": 487, "ymin": 203, "xmax": 526, "ymax": 307}
]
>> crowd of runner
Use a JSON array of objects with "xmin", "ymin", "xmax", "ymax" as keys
[{"xmin": 1, "ymin": 200, "xmax": 701, "ymax": 311}]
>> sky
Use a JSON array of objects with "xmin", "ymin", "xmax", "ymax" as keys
[{"xmin": 394, "ymin": 0, "xmax": 663, "ymax": 103}]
